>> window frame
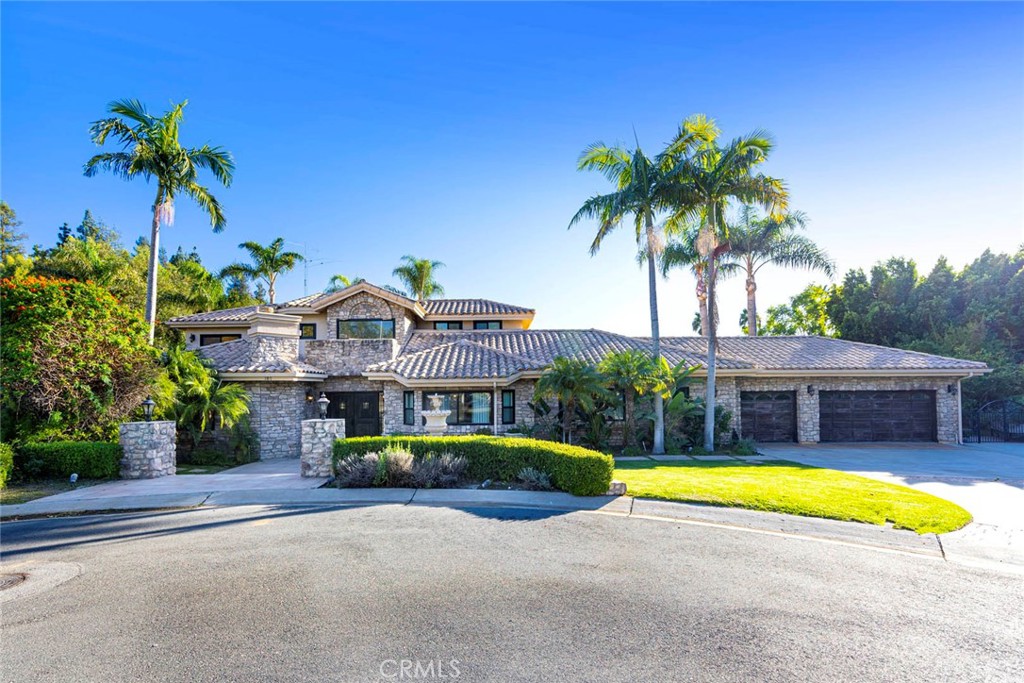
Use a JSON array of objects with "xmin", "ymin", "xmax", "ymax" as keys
[
  {"xmin": 422, "ymin": 391, "xmax": 494, "ymax": 426},
  {"xmin": 433, "ymin": 321, "xmax": 463, "ymax": 330},
  {"xmin": 336, "ymin": 318, "xmax": 395, "ymax": 340},
  {"xmin": 403, "ymin": 391, "xmax": 415, "ymax": 426},
  {"xmin": 199, "ymin": 333, "xmax": 242, "ymax": 346},
  {"xmin": 299, "ymin": 323, "xmax": 317, "ymax": 340},
  {"xmin": 501, "ymin": 390, "xmax": 515, "ymax": 425},
  {"xmin": 472, "ymin": 321, "xmax": 502, "ymax": 330}
]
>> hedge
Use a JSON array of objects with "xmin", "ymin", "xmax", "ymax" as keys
[
  {"xmin": 333, "ymin": 436, "xmax": 614, "ymax": 496},
  {"xmin": 15, "ymin": 441, "xmax": 122, "ymax": 480},
  {"xmin": 0, "ymin": 443, "xmax": 13, "ymax": 489}
]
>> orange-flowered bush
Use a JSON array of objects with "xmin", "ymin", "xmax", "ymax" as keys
[{"xmin": 1, "ymin": 276, "xmax": 159, "ymax": 441}]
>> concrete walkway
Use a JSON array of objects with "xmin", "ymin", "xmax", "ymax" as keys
[{"xmin": 757, "ymin": 442, "xmax": 1024, "ymax": 571}]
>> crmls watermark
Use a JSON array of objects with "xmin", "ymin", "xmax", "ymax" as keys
[{"xmin": 379, "ymin": 658, "xmax": 461, "ymax": 680}]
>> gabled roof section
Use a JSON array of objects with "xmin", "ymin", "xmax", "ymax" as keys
[
  {"xmin": 367, "ymin": 339, "xmax": 541, "ymax": 380},
  {"xmin": 421, "ymin": 298, "xmax": 535, "ymax": 318},
  {"xmin": 198, "ymin": 338, "xmax": 327, "ymax": 378},
  {"xmin": 276, "ymin": 281, "xmax": 421, "ymax": 314},
  {"xmin": 166, "ymin": 305, "xmax": 262, "ymax": 325}
]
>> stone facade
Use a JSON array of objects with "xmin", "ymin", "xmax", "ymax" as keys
[
  {"xmin": 300, "ymin": 419, "xmax": 344, "ymax": 477},
  {"xmin": 119, "ymin": 420, "xmax": 176, "ymax": 479},
  {"xmin": 250, "ymin": 335, "xmax": 298, "ymax": 365},
  {"xmin": 247, "ymin": 382, "xmax": 309, "ymax": 458},
  {"xmin": 306, "ymin": 339, "xmax": 397, "ymax": 376},
  {"xmin": 325, "ymin": 292, "xmax": 416, "ymax": 346},
  {"xmin": 381, "ymin": 379, "xmax": 538, "ymax": 436},
  {"xmin": 688, "ymin": 375, "xmax": 963, "ymax": 444}
]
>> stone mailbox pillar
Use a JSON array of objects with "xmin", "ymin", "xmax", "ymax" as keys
[
  {"xmin": 119, "ymin": 420, "xmax": 177, "ymax": 479},
  {"xmin": 301, "ymin": 419, "xmax": 345, "ymax": 477}
]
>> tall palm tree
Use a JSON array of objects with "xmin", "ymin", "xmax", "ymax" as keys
[
  {"xmin": 597, "ymin": 349, "xmax": 656, "ymax": 449},
  {"xmin": 569, "ymin": 126, "xmax": 712, "ymax": 454},
  {"xmin": 392, "ymin": 256, "xmax": 445, "ymax": 301},
  {"xmin": 84, "ymin": 99, "xmax": 234, "ymax": 342},
  {"xmin": 220, "ymin": 238, "xmax": 303, "ymax": 304},
  {"xmin": 660, "ymin": 222, "xmax": 739, "ymax": 336},
  {"xmin": 664, "ymin": 117, "xmax": 789, "ymax": 450},
  {"xmin": 535, "ymin": 357, "xmax": 610, "ymax": 444},
  {"xmin": 729, "ymin": 206, "xmax": 835, "ymax": 336}
]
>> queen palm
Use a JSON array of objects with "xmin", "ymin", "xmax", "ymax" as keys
[
  {"xmin": 729, "ymin": 206, "xmax": 834, "ymax": 336},
  {"xmin": 393, "ymin": 256, "xmax": 445, "ymax": 301},
  {"xmin": 220, "ymin": 238, "xmax": 304, "ymax": 304},
  {"xmin": 536, "ymin": 357, "xmax": 609, "ymax": 444},
  {"xmin": 569, "ymin": 126, "xmax": 712, "ymax": 454},
  {"xmin": 84, "ymin": 99, "xmax": 234, "ymax": 342},
  {"xmin": 665, "ymin": 118, "xmax": 789, "ymax": 450},
  {"xmin": 660, "ymin": 222, "xmax": 739, "ymax": 336}
]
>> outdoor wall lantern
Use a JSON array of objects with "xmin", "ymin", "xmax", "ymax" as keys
[
  {"xmin": 947, "ymin": 384, "xmax": 958, "ymax": 395},
  {"xmin": 807, "ymin": 385, "xmax": 815, "ymax": 396},
  {"xmin": 188, "ymin": 334, "xmax": 196, "ymax": 343},
  {"xmin": 141, "ymin": 396, "xmax": 156, "ymax": 421},
  {"xmin": 317, "ymin": 392, "xmax": 330, "ymax": 419},
  {"xmin": 305, "ymin": 389, "xmax": 314, "ymax": 403}
]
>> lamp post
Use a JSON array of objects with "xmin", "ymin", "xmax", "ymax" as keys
[
  {"xmin": 142, "ymin": 396, "xmax": 156, "ymax": 422},
  {"xmin": 316, "ymin": 392, "xmax": 330, "ymax": 420}
]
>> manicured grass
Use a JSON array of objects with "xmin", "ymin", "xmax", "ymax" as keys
[
  {"xmin": 614, "ymin": 459, "xmax": 972, "ymax": 534},
  {"xmin": 0, "ymin": 479, "xmax": 102, "ymax": 506}
]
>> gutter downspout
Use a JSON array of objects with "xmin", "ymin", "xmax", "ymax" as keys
[{"xmin": 493, "ymin": 381, "xmax": 498, "ymax": 435}]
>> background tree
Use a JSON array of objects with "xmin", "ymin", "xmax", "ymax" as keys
[
  {"xmin": 392, "ymin": 256, "xmax": 445, "ymax": 300},
  {"xmin": 220, "ymin": 237, "xmax": 303, "ymax": 304},
  {"xmin": 535, "ymin": 357, "xmax": 609, "ymax": 444},
  {"xmin": 84, "ymin": 98, "xmax": 235, "ymax": 342},
  {"xmin": 598, "ymin": 349, "xmax": 657, "ymax": 449},
  {"xmin": 763, "ymin": 284, "xmax": 834, "ymax": 336},
  {"xmin": 326, "ymin": 274, "xmax": 363, "ymax": 293},
  {"xmin": 1, "ymin": 200, "xmax": 27, "ymax": 259},
  {"xmin": 728, "ymin": 206, "xmax": 834, "ymax": 336},
  {"xmin": 663, "ymin": 116, "xmax": 788, "ymax": 450}
]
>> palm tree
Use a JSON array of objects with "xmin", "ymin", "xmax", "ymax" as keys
[
  {"xmin": 569, "ymin": 125, "xmax": 712, "ymax": 454},
  {"xmin": 535, "ymin": 357, "xmax": 610, "ymax": 444},
  {"xmin": 84, "ymin": 99, "xmax": 234, "ymax": 342},
  {"xmin": 163, "ymin": 346, "xmax": 250, "ymax": 447},
  {"xmin": 325, "ymin": 274, "xmax": 363, "ymax": 293},
  {"xmin": 597, "ymin": 350, "xmax": 656, "ymax": 449},
  {"xmin": 220, "ymin": 238, "xmax": 303, "ymax": 304},
  {"xmin": 392, "ymin": 256, "xmax": 445, "ymax": 301},
  {"xmin": 729, "ymin": 206, "xmax": 834, "ymax": 336},
  {"xmin": 664, "ymin": 117, "xmax": 789, "ymax": 450},
  {"xmin": 660, "ymin": 222, "xmax": 739, "ymax": 336}
]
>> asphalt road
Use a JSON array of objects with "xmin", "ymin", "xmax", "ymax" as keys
[{"xmin": 2, "ymin": 504, "xmax": 1022, "ymax": 683}]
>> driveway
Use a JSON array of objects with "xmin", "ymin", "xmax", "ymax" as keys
[{"xmin": 758, "ymin": 442, "xmax": 1024, "ymax": 567}]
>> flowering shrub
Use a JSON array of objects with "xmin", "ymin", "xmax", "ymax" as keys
[{"xmin": 1, "ymin": 276, "xmax": 159, "ymax": 441}]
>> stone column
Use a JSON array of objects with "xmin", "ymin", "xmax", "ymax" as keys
[
  {"xmin": 301, "ymin": 419, "xmax": 345, "ymax": 477},
  {"xmin": 119, "ymin": 420, "xmax": 176, "ymax": 479}
]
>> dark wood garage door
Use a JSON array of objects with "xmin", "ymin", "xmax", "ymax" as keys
[
  {"xmin": 819, "ymin": 390, "xmax": 936, "ymax": 442},
  {"xmin": 740, "ymin": 391, "xmax": 797, "ymax": 442}
]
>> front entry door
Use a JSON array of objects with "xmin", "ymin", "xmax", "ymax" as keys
[{"xmin": 325, "ymin": 392, "xmax": 381, "ymax": 437}]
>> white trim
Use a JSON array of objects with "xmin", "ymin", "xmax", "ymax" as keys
[{"xmin": 221, "ymin": 372, "xmax": 326, "ymax": 382}]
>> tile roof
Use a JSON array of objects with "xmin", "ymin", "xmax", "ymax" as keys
[
  {"xmin": 198, "ymin": 339, "xmax": 326, "ymax": 376},
  {"xmin": 166, "ymin": 305, "xmax": 261, "ymax": 324},
  {"xmin": 421, "ymin": 299, "xmax": 535, "ymax": 317}
]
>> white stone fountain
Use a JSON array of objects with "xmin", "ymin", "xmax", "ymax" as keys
[{"xmin": 422, "ymin": 394, "xmax": 452, "ymax": 435}]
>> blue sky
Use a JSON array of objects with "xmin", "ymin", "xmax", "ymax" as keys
[{"xmin": 3, "ymin": 2, "xmax": 1022, "ymax": 335}]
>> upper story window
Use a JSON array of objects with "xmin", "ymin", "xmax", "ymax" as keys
[
  {"xmin": 434, "ymin": 322, "xmax": 463, "ymax": 330},
  {"xmin": 299, "ymin": 323, "xmax": 317, "ymax": 340},
  {"xmin": 337, "ymin": 318, "xmax": 395, "ymax": 339},
  {"xmin": 199, "ymin": 334, "xmax": 242, "ymax": 346},
  {"xmin": 473, "ymin": 321, "xmax": 502, "ymax": 330}
]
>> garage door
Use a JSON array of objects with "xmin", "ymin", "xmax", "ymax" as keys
[
  {"xmin": 819, "ymin": 390, "xmax": 936, "ymax": 442},
  {"xmin": 740, "ymin": 391, "xmax": 797, "ymax": 442}
]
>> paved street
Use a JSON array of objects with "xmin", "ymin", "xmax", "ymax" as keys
[{"xmin": 3, "ymin": 504, "xmax": 1022, "ymax": 682}]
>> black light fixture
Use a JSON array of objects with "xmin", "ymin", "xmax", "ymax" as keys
[
  {"xmin": 305, "ymin": 389, "xmax": 314, "ymax": 403},
  {"xmin": 188, "ymin": 333, "xmax": 196, "ymax": 343},
  {"xmin": 947, "ymin": 384, "xmax": 957, "ymax": 395},
  {"xmin": 316, "ymin": 392, "xmax": 330, "ymax": 419},
  {"xmin": 142, "ymin": 396, "xmax": 156, "ymax": 421},
  {"xmin": 807, "ymin": 385, "xmax": 815, "ymax": 395}
]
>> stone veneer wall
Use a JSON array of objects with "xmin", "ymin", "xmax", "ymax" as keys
[
  {"xmin": 306, "ymin": 339, "xmax": 397, "ymax": 376},
  {"xmin": 119, "ymin": 420, "xmax": 176, "ymax": 478},
  {"xmin": 249, "ymin": 335, "xmax": 298, "ymax": 364},
  {"xmin": 247, "ymin": 382, "xmax": 309, "ymax": 458},
  {"xmin": 381, "ymin": 379, "xmax": 537, "ymax": 436},
  {"xmin": 325, "ymin": 292, "xmax": 416, "ymax": 346},
  {"xmin": 300, "ymin": 419, "xmax": 344, "ymax": 477},
  {"xmin": 690, "ymin": 375, "xmax": 962, "ymax": 444}
]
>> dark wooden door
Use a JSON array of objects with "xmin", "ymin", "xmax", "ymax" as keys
[
  {"xmin": 819, "ymin": 390, "xmax": 936, "ymax": 442},
  {"xmin": 740, "ymin": 391, "xmax": 797, "ymax": 442},
  {"xmin": 325, "ymin": 392, "xmax": 381, "ymax": 437}
]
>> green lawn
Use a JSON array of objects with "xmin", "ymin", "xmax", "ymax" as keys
[
  {"xmin": 0, "ymin": 479, "xmax": 103, "ymax": 506},
  {"xmin": 614, "ymin": 459, "xmax": 972, "ymax": 534}
]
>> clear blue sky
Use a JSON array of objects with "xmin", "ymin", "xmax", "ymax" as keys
[{"xmin": 3, "ymin": 2, "xmax": 1022, "ymax": 335}]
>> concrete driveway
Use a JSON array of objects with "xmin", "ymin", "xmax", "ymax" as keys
[{"xmin": 758, "ymin": 442, "xmax": 1024, "ymax": 568}]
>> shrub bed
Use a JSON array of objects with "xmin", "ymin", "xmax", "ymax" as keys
[
  {"xmin": 333, "ymin": 436, "xmax": 615, "ymax": 496},
  {"xmin": 0, "ymin": 443, "xmax": 13, "ymax": 489},
  {"xmin": 15, "ymin": 441, "xmax": 122, "ymax": 480}
]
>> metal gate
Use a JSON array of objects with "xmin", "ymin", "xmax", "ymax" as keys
[{"xmin": 966, "ymin": 399, "xmax": 1024, "ymax": 442}]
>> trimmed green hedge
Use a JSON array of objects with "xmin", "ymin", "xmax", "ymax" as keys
[
  {"xmin": 0, "ymin": 443, "xmax": 13, "ymax": 489},
  {"xmin": 15, "ymin": 441, "xmax": 122, "ymax": 480},
  {"xmin": 333, "ymin": 436, "xmax": 615, "ymax": 496}
]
